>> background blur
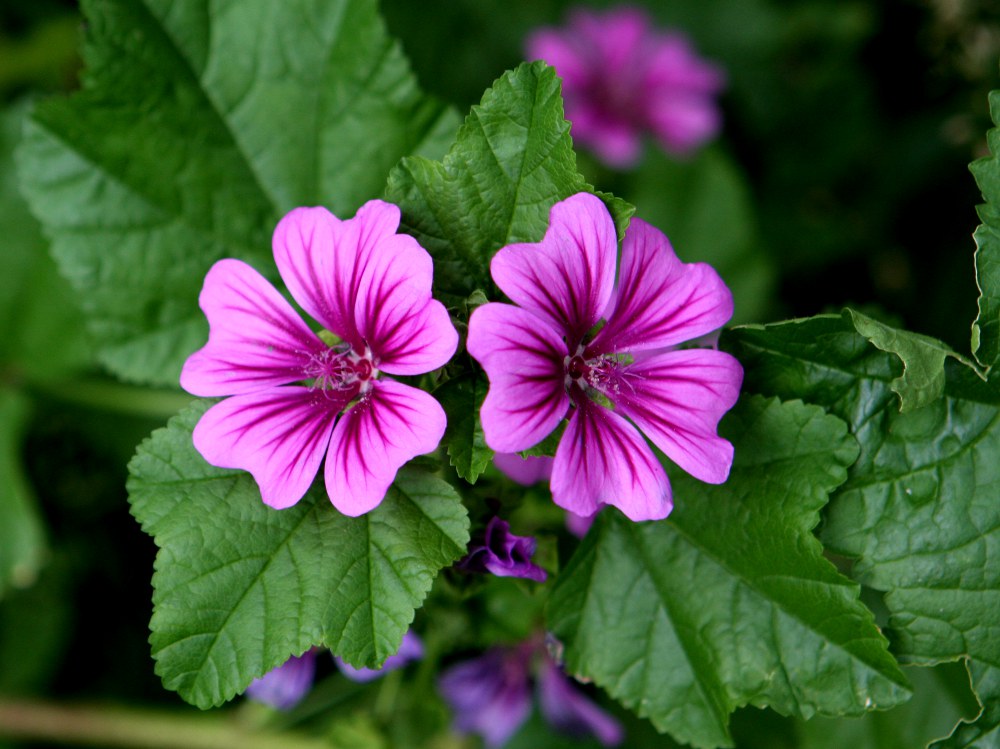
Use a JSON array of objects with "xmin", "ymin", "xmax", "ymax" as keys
[{"xmin": 0, "ymin": 0, "xmax": 997, "ymax": 747}]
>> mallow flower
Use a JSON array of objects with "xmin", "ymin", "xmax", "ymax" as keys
[
  {"xmin": 527, "ymin": 6, "xmax": 725, "ymax": 167},
  {"xmin": 439, "ymin": 640, "xmax": 623, "ymax": 747},
  {"xmin": 467, "ymin": 192, "xmax": 742, "ymax": 521},
  {"xmin": 181, "ymin": 201, "xmax": 458, "ymax": 515}
]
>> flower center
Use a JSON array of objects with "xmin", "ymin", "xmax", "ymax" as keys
[
  {"xmin": 564, "ymin": 348, "xmax": 626, "ymax": 404},
  {"xmin": 305, "ymin": 345, "xmax": 377, "ymax": 396},
  {"xmin": 567, "ymin": 355, "xmax": 590, "ymax": 380}
]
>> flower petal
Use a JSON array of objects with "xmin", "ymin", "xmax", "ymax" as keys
[
  {"xmin": 565, "ymin": 510, "xmax": 597, "ymax": 538},
  {"xmin": 336, "ymin": 630, "xmax": 424, "ymax": 683},
  {"xmin": 525, "ymin": 28, "xmax": 591, "ymax": 88},
  {"xmin": 551, "ymin": 398, "xmax": 671, "ymax": 521},
  {"xmin": 180, "ymin": 259, "xmax": 324, "ymax": 397},
  {"xmin": 456, "ymin": 516, "xmax": 547, "ymax": 583},
  {"xmin": 439, "ymin": 648, "xmax": 533, "ymax": 749},
  {"xmin": 353, "ymin": 234, "xmax": 458, "ymax": 375},
  {"xmin": 272, "ymin": 201, "xmax": 402, "ymax": 350},
  {"xmin": 570, "ymin": 111, "xmax": 643, "ymax": 168},
  {"xmin": 490, "ymin": 193, "xmax": 616, "ymax": 346},
  {"xmin": 587, "ymin": 217, "xmax": 734, "ymax": 356},
  {"xmin": 192, "ymin": 387, "xmax": 344, "ymax": 509},
  {"xmin": 648, "ymin": 92, "xmax": 723, "ymax": 156},
  {"xmin": 467, "ymin": 303, "xmax": 570, "ymax": 453},
  {"xmin": 645, "ymin": 33, "xmax": 726, "ymax": 94},
  {"xmin": 324, "ymin": 380, "xmax": 446, "ymax": 516},
  {"xmin": 246, "ymin": 650, "xmax": 317, "ymax": 710},
  {"xmin": 611, "ymin": 349, "xmax": 742, "ymax": 484},
  {"xmin": 571, "ymin": 6, "xmax": 651, "ymax": 76},
  {"xmin": 537, "ymin": 660, "xmax": 624, "ymax": 746},
  {"xmin": 493, "ymin": 453, "xmax": 554, "ymax": 486}
]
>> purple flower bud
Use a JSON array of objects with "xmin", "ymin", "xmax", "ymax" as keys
[
  {"xmin": 335, "ymin": 630, "xmax": 424, "ymax": 683},
  {"xmin": 456, "ymin": 517, "xmax": 547, "ymax": 582},
  {"xmin": 245, "ymin": 649, "xmax": 317, "ymax": 710}
]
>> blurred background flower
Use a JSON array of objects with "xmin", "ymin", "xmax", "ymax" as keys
[{"xmin": 527, "ymin": 6, "xmax": 726, "ymax": 167}]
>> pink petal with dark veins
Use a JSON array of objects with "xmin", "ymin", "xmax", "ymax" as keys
[
  {"xmin": 324, "ymin": 380, "xmax": 446, "ymax": 516},
  {"xmin": 192, "ymin": 386, "xmax": 346, "ymax": 509},
  {"xmin": 588, "ymin": 217, "xmax": 733, "ymax": 356},
  {"xmin": 611, "ymin": 348, "xmax": 742, "ymax": 484},
  {"xmin": 490, "ymin": 193, "xmax": 616, "ymax": 347},
  {"xmin": 353, "ymin": 233, "xmax": 457, "ymax": 375},
  {"xmin": 551, "ymin": 397, "xmax": 671, "ymax": 521},
  {"xmin": 180, "ymin": 259, "xmax": 324, "ymax": 397},
  {"xmin": 272, "ymin": 201, "xmax": 401, "ymax": 351},
  {"xmin": 467, "ymin": 302, "xmax": 569, "ymax": 453}
]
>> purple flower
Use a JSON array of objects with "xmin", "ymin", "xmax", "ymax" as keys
[
  {"xmin": 527, "ymin": 6, "xmax": 725, "ymax": 167},
  {"xmin": 246, "ymin": 650, "xmax": 317, "ymax": 710},
  {"xmin": 180, "ymin": 201, "xmax": 458, "ymax": 515},
  {"xmin": 456, "ymin": 516, "xmax": 547, "ymax": 582},
  {"xmin": 335, "ymin": 630, "xmax": 424, "ymax": 682},
  {"xmin": 467, "ymin": 193, "xmax": 742, "ymax": 522},
  {"xmin": 439, "ymin": 647, "xmax": 534, "ymax": 748},
  {"xmin": 439, "ymin": 643, "xmax": 623, "ymax": 747}
]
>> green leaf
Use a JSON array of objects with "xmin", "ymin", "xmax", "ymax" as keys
[
  {"xmin": 126, "ymin": 401, "xmax": 469, "ymax": 709},
  {"xmin": 435, "ymin": 372, "xmax": 492, "ymax": 483},
  {"xmin": 726, "ymin": 316, "xmax": 1000, "ymax": 730},
  {"xmin": 0, "ymin": 390, "xmax": 46, "ymax": 599},
  {"xmin": 931, "ymin": 661, "xmax": 1000, "ymax": 749},
  {"xmin": 0, "ymin": 100, "xmax": 89, "ymax": 380},
  {"xmin": 386, "ymin": 61, "xmax": 635, "ymax": 298},
  {"xmin": 0, "ymin": 99, "xmax": 87, "ymax": 601},
  {"xmin": 517, "ymin": 423, "xmax": 563, "ymax": 458},
  {"xmin": 970, "ymin": 90, "xmax": 1000, "ymax": 370},
  {"xmin": 547, "ymin": 396, "xmax": 909, "ymax": 749},
  {"xmin": 17, "ymin": 0, "xmax": 458, "ymax": 386},
  {"xmin": 844, "ymin": 308, "xmax": 984, "ymax": 412},
  {"xmin": 791, "ymin": 664, "xmax": 977, "ymax": 749}
]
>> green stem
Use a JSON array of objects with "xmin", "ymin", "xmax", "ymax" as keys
[
  {"xmin": 0, "ymin": 697, "xmax": 331, "ymax": 749},
  {"xmin": 26, "ymin": 377, "xmax": 193, "ymax": 420}
]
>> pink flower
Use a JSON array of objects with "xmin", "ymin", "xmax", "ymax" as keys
[
  {"xmin": 527, "ymin": 6, "xmax": 725, "ymax": 167},
  {"xmin": 467, "ymin": 193, "xmax": 741, "ymax": 521},
  {"xmin": 180, "ymin": 201, "xmax": 458, "ymax": 516}
]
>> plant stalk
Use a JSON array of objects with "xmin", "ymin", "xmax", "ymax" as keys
[{"xmin": 0, "ymin": 697, "xmax": 332, "ymax": 749}]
